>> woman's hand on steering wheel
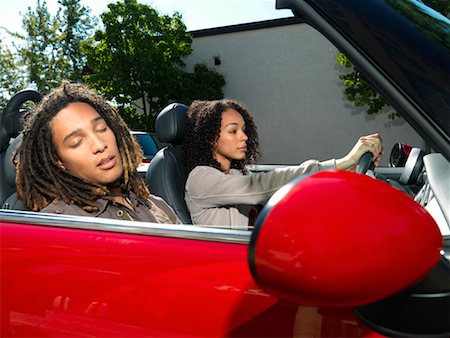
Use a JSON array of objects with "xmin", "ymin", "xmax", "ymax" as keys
[{"xmin": 336, "ymin": 133, "xmax": 383, "ymax": 172}]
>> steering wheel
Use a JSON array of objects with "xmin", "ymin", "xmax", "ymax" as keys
[{"xmin": 355, "ymin": 152, "xmax": 373, "ymax": 174}]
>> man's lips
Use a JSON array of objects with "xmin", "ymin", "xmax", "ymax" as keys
[{"xmin": 98, "ymin": 155, "xmax": 116, "ymax": 170}]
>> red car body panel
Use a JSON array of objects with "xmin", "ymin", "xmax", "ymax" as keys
[{"xmin": 1, "ymin": 221, "xmax": 381, "ymax": 337}]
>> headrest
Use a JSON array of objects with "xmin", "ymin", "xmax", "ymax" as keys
[
  {"xmin": 0, "ymin": 89, "xmax": 42, "ymax": 152},
  {"xmin": 4, "ymin": 134, "xmax": 22, "ymax": 188},
  {"xmin": 155, "ymin": 103, "xmax": 189, "ymax": 145}
]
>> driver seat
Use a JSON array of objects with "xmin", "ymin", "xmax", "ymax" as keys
[{"xmin": 145, "ymin": 103, "xmax": 192, "ymax": 224}]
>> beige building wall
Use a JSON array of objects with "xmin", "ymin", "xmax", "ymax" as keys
[{"xmin": 183, "ymin": 20, "xmax": 424, "ymax": 165}]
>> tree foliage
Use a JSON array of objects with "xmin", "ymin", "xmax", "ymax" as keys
[
  {"xmin": 336, "ymin": 0, "xmax": 449, "ymax": 119},
  {"xmin": 172, "ymin": 63, "xmax": 226, "ymax": 106},
  {"xmin": 0, "ymin": 39, "xmax": 27, "ymax": 107},
  {"xmin": 20, "ymin": 0, "xmax": 62, "ymax": 92},
  {"xmin": 0, "ymin": 0, "xmax": 96, "ymax": 95},
  {"xmin": 83, "ymin": 0, "xmax": 225, "ymax": 131},
  {"xmin": 58, "ymin": 0, "xmax": 97, "ymax": 82},
  {"xmin": 1, "ymin": 0, "xmax": 225, "ymax": 130}
]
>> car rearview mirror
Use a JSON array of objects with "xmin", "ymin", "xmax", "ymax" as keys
[{"xmin": 248, "ymin": 170, "xmax": 442, "ymax": 308}]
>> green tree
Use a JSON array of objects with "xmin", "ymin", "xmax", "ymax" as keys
[
  {"xmin": 11, "ymin": 0, "xmax": 95, "ymax": 94},
  {"xmin": 59, "ymin": 0, "xmax": 97, "ymax": 82},
  {"xmin": 176, "ymin": 63, "xmax": 225, "ymax": 104},
  {"xmin": 83, "ymin": 0, "xmax": 225, "ymax": 131},
  {"xmin": 336, "ymin": 0, "xmax": 449, "ymax": 119},
  {"xmin": 0, "ymin": 38, "xmax": 26, "ymax": 107}
]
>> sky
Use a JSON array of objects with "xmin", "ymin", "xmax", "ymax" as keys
[{"xmin": 0, "ymin": 0, "xmax": 294, "ymax": 42}]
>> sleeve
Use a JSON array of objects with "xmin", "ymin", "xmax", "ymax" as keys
[{"xmin": 186, "ymin": 159, "xmax": 336, "ymax": 209}]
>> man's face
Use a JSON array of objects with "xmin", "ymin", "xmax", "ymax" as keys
[{"xmin": 51, "ymin": 102, "xmax": 124, "ymax": 185}]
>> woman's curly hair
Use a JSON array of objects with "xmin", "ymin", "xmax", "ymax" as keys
[
  {"xmin": 14, "ymin": 81, "xmax": 150, "ymax": 212},
  {"xmin": 183, "ymin": 99, "xmax": 261, "ymax": 174}
]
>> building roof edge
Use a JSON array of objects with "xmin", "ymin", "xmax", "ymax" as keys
[{"xmin": 189, "ymin": 16, "xmax": 304, "ymax": 38}]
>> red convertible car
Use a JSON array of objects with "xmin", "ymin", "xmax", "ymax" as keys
[{"xmin": 1, "ymin": 0, "xmax": 449, "ymax": 336}]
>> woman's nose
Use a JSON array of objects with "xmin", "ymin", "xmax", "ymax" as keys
[{"xmin": 241, "ymin": 132, "xmax": 248, "ymax": 141}]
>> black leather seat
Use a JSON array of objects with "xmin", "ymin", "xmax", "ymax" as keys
[
  {"xmin": 145, "ymin": 103, "xmax": 192, "ymax": 224},
  {"xmin": 0, "ymin": 89, "xmax": 42, "ymax": 209}
]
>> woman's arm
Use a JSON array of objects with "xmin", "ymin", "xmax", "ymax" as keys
[{"xmin": 186, "ymin": 159, "xmax": 334, "ymax": 208}]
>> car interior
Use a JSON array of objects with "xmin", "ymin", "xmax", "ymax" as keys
[{"xmin": 0, "ymin": 89, "xmax": 448, "ymax": 237}]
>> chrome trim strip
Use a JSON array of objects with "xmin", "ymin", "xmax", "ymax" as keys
[{"xmin": 0, "ymin": 209, "xmax": 251, "ymax": 244}]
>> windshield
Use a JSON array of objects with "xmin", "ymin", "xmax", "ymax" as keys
[
  {"xmin": 302, "ymin": 0, "xmax": 450, "ymax": 152},
  {"xmin": 384, "ymin": 0, "xmax": 450, "ymax": 133}
]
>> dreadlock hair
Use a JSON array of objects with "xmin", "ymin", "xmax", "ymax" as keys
[
  {"xmin": 14, "ymin": 80, "xmax": 150, "ymax": 212},
  {"xmin": 183, "ymin": 99, "xmax": 261, "ymax": 175}
]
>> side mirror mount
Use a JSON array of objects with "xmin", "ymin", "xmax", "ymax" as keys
[
  {"xmin": 248, "ymin": 170, "xmax": 442, "ymax": 308},
  {"xmin": 389, "ymin": 142, "xmax": 413, "ymax": 167}
]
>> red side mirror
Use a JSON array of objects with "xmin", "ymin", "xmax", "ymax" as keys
[{"xmin": 249, "ymin": 170, "xmax": 442, "ymax": 307}]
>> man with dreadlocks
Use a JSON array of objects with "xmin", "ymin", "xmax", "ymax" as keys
[{"xmin": 14, "ymin": 81, "xmax": 180, "ymax": 224}]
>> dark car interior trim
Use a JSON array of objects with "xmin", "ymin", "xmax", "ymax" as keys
[{"xmin": 354, "ymin": 256, "xmax": 450, "ymax": 336}]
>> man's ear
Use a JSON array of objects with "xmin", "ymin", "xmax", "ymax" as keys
[{"xmin": 56, "ymin": 159, "xmax": 66, "ymax": 170}]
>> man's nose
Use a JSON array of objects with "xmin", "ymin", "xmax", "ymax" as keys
[{"xmin": 90, "ymin": 135, "xmax": 107, "ymax": 153}]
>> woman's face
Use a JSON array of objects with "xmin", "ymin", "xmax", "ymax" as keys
[
  {"xmin": 213, "ymin": 108, "xmax": 248, "ymax": 172},
  {"xmin": 51, "ymin": 102, "xmax": 124, "ymax": 185}
]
